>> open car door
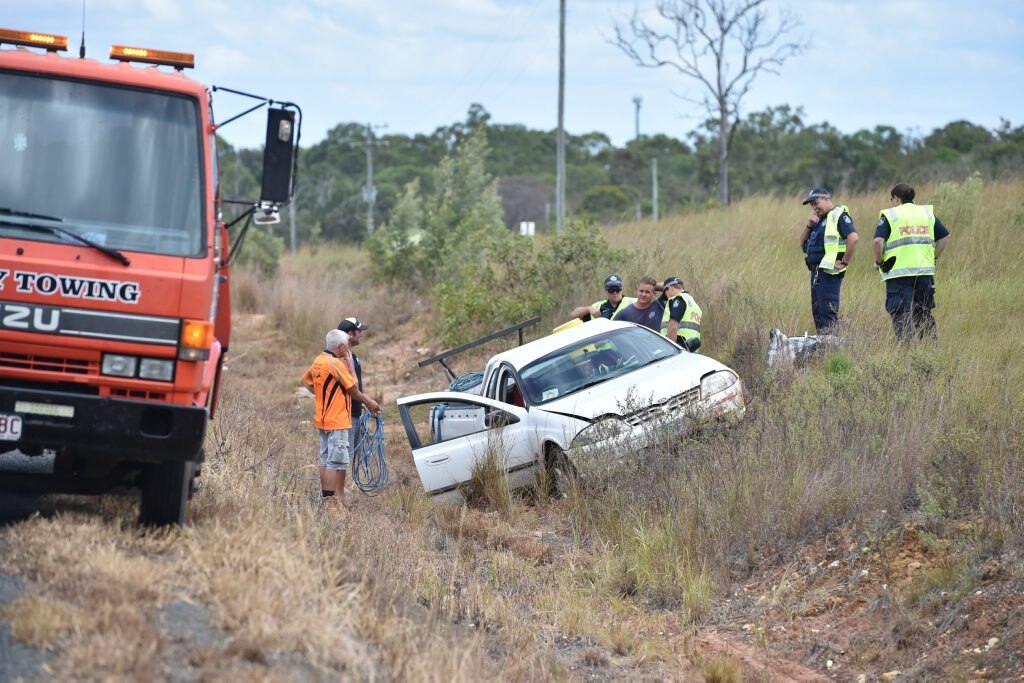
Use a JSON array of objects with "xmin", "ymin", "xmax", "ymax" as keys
[{"xmin": 397, "ymin": 391, "xmax": 539, "ymax": 498}]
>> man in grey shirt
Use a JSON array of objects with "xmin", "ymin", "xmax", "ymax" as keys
[{"xmin": 612, "ymin": 276, "xmax": 664, "ymax": 332}]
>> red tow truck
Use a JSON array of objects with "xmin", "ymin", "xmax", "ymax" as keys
[{"xmin": 0, "ymin": 27, "xmax": 298, "ymax": 524}]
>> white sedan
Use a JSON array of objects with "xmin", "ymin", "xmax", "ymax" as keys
[{"xmin": 397, "ymin": 319, "xmax": 745, "ymax": 501}]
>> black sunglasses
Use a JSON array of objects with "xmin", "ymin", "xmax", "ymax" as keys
[{"xmin": 606, "ymin": 287, "xmax": 622, "ymax": 293}]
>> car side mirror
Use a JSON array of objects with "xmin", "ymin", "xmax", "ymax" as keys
[
  {"xmin": 260, "ymin": 108, "xmax": 296, "ymax": 205},
  {"xmin": 684, "ymin": 337, "xmax": 701, "ymax": 353}
]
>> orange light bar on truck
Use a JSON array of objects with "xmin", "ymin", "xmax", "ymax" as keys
[
  {"xmin": 179, "ymin": 320, "xmax": 214, "ymax": 361},
  {"xmin": 0, "ymin": 28, "xmax": 69, "ymax": 51},
  {"xmin": 110, "ymin": 44, "xmax": 195, "ymax": 70}
]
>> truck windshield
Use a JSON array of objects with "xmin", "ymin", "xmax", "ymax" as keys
[{"xmin": 0, "ymin": 71, "xmax": 203, "ymax": 257}]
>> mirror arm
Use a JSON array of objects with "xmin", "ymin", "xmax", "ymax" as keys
[
  {"xmin": 225, "ymin": 209, "xmax": 255, "ymax": 267},
  {"xmin": 224, "ymin": 204, "xmax": 256, "ymax": 230},
  {"xmin": 212, "ymin": 100, "xmax": 266, "ymax": 131}
]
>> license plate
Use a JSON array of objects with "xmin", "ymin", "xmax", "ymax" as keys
[{"xmin": 0, "ymin": 413, "xmax": 23, "ymax": 441}]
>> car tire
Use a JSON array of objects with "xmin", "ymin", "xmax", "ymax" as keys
[
  {"xmin": 544, "ymin": 445, "xmax": 577, "ymax": 497},
  {"xmin": 139, "ymin": 460, "xmax": 194, "ymax": 526}
]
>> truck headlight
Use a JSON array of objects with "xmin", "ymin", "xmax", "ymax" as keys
[
  {"xmin": 102, "ymin": 354, "xmax": 137, "ymax": 378},
  {"xmin": 700, "ymin": 370, "xmax": 737, "ymax": 398},
  {"xmin": 139, "ymin": 358, "xmax": 175, "ymax": 381}
]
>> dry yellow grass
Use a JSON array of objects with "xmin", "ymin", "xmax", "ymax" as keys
[
  {"xmin": 608, "ymin": 179, "xmax": 1024, "ymax": 387},
  {"xmin": 1, "ymin": 177, "xmax": 1020, "ymax": 680}
]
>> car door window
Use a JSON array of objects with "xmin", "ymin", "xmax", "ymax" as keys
[
  {"xmin": 498, "ymin": 369, "xmax": 525, "ymax": 407},
  {"xmin": 403, "ymin": 399, "xmax": 519, "ymax": 449}
]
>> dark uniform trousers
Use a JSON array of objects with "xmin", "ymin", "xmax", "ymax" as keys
[
  {"xmin": 885, "ymin": 275, "xmax": 937, "ymax": 342},
  {"xmin": 809, "ymin": 267, "xmax": 843, "ymax": 333}
]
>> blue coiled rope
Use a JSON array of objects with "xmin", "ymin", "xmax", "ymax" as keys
[
  {"xmin": 449, "ymin": 371, "xmax": 484, "ymax": 393},
  {"xmin": 352, "ymin": 412, "xmax": 388, "ymax": 496}
]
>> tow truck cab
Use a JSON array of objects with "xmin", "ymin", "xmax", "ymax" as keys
[{"xmin": 0, "ymin": 28, "xmax": 296, "ymax": 524}]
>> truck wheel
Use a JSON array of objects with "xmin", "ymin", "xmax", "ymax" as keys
[{"xmin": 139, "ymin": 461, "xmax": 194, "ymax": 526}]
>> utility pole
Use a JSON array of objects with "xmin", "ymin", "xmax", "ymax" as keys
[
  {"xmin": 651, "ymin": 157, "xmax": 659, "ymax": 222},
  {"xmin": 632, "ymin": 95, "xmax": 642, "ymax": 141},
  {"xmin": 288, "ymin": 201, "xmax": 296, "ymax": 253},
  {"xmin": 362, "ymin": 123, "xmax": 387, "ymax": 235},
  {"xmin": 556, "ymin": 0, "xmax": 566, "ymax": 233},
  {"xmin": 633, "ymin": 95, "xmax": 643, "ymax": 220}
]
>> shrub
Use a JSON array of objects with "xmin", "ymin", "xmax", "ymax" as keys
[
  {"xmin": 932, "ymin": 171, "xmax": 983, "ymax": 226},
  {"xmin": 368, "ymin": 130, "xmax": 505, "ymax": 285},
  {"xmin": 235, "ymin": 224, "xmax": 285, "ymax": 277},
  {"xmin": 364, "ymin": 178, "xmax": 423, "ymax": 282},
  {"xmin": 579, "ymin": 184, "xmax": 635, "ymax": 221},
  {"xmin": 433, "ymin": 221, "xmax": 628, "ymax": 346}
]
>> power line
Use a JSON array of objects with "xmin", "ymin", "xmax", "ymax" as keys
[{"xmin": 556, "ymin": 0, "xmax": 566, "ymax": 233}]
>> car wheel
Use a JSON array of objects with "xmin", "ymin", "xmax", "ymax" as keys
[{"xmin": 544, "ymin": 445, "xmax": 577, "ymax": 497}]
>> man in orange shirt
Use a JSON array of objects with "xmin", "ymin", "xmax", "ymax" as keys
[{"xmin": 302, "ymin": 329, "xmax": 380, "ymax": 509}]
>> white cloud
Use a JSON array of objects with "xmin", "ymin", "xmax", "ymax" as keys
[
  {"xmin": 139, "ymin": 0, "xmax": 182, "ymax": 22},
  {"xmin": 3, "ymin": 0, "xmax": 1023, "ymax": 148},
  {"xmin": 204, "ymin": 45, "xmax": 248, "ymax": 73}
]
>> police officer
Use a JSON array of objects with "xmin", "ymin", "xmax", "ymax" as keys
[
  {"xmin": 872, "ymin": 183, "xmax": 950, "ymax": 341},
  {"xmin": 659, "ymin": 276, "xmax": 702, "ymax": 350},
  {"xmin": 569, "ymin": 274, "xmax": 636, "ymax": 321},
  {"xmin": 799, "ymin": 187, "xmax": 859, "ymax": 333}
]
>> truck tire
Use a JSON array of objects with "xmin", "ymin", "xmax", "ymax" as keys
[{"xmin": 139, "ymin": 460, "xmax": 194, "ymax": 526}]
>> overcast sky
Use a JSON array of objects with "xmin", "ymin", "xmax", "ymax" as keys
[{"xmin": 6, "ymin": 0, "xmax": 1023, "ymax": 150}]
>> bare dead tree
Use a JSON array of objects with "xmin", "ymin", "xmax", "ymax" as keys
[{"xmin": 614, "ymin": 0, "xmax": 806, "ymax": 205}]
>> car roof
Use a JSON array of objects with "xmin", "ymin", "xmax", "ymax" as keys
[{"xmin": 487, "ymin": 318, "xmax": 644, "ymax": 370}]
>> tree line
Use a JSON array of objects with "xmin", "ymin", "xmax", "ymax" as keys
[{"xmin": 218, "ymin": 103, "xmax": 1024, "ymax": 248}]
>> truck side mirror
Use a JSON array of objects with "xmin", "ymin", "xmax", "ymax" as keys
[{"xmin": 259, "ymin": 108, "xmax": 295, "ymax": 205}]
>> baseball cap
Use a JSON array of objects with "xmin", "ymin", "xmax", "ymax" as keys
[
  {"xmin": 338, "ymin": 317, "xmax": 369, "ymax": 332},
  {"xmin": 663, "ymin": 276, "xmax": 683, "ymax": 289},
  {"xmin": 802, "ymin": 187, "xmax": 830, "ymax": 205},
  {"xmin": 604, "ymin": 275, "xmax": 622, "ymax": 289}
]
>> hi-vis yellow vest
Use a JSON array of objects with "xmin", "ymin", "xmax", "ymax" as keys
[
  {"xmin": 600, "ymin": 296, "xmax": 636, "ymax": 319},
  {"xmin": 660, "ymin": 292, "xmax": 702, "ymax": 342},
  {"xmin": 878, "ymin": 203, "xmax": 936, "ymax": 281},
  {"xmin": 819, "ymin": 205, "xmax": 850, "ymax": 274}
]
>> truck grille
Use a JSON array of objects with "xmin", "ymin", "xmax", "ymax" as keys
[
  {"xmin": 0, "ymin": 351, "xmax": 94, "ymax": 375},
  {"xmin": 623, "ymin": 386, "xmax": 700, "ymax": 427},
  {"xmin": 109, "ymin": 388, "xmax": 168, "ymax": 401}
]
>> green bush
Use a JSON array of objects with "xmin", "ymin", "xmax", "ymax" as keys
[
  {"xmin": 236, "ymin": 225, "xmax": 285, "ymax": 277},
  {"xmin": 579, "ymin": 184, "xmax": 635, "ymax": 221},
  {"xmin": 433, "ymin": 222, "xmax": 628, "ymax": 346},
  {"xmin": 932, "ymin": 171, "xmax": 983, "ymax": 226},
  {"xmin": 918, "ymin": 426, "xmax": 983, "ymax": 520},
  {"xmin": 364, "ymin": 178, "xmax": 423, "ymax": 281},
  {"xmin": 368, "ymin": 130, "xmax": 505, "ymax": 285}
]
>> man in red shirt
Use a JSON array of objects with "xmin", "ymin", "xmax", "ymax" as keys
[{"xmin": 302, "ymin": 329, "xmax": 380, "ymax": 509}]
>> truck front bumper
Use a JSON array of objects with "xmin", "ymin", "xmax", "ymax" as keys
[{"xmin": 0, "ymin": 385, "xmax": 207, "ymax": 462}]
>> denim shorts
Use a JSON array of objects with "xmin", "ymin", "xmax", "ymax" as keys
[
  {"xmin": 318, "ymin": 429, "xmax": 350, "ymax": 471},
  {"xmin": 346, "ymin": 419, "xmax": 363, "ymax": 458}
]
